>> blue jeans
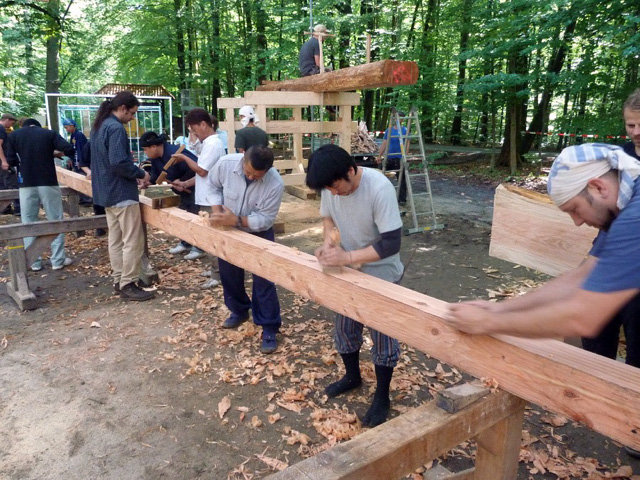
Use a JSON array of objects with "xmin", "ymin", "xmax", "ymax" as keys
[
  {"xmin": 218, "ymin": 228, "xmax": 281, "ymax": 335},
  {"xmin": 19, "ymin": 186, "xmax": 66, "ymax": 267}
]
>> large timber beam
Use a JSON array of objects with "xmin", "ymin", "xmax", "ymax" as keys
[
  {"xmin": 256, "ymin": 60, "xmax": 418, "ymax": 92},
  {"xmin": 55, "ymin": 167, "xmax": 640, "ymax": 449},
  {"xmin": 490, "ymin": 184, "xmax": 596, "ymax": 276}
]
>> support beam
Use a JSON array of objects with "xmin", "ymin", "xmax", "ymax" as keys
[
  {"xmin": 256, "ymin": 61, "xmax": 419, "ymax": 92},
  {"xmin": 265, "ymin": 390, "xmax": 524, "ymax": 480},
  {"xmin": 490, "ymin": 184, "xmax": 595, "ymax": 276},
  {"xmin": 0, "ymin": 216, "xmax": 108, "ymax": 241},
  {"xmin": 54, "ymin": 167, "xmax": 640, "ymax": 449}
]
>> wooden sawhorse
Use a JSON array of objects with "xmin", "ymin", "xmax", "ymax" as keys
[{"xmin": 266, "ymin": 384, "xmax": 525, "ymax": 480}]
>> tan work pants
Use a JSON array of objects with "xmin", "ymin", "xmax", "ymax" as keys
[{"xmin": 106, "ymin": 203, "xmax": 144, "ymax": 288}]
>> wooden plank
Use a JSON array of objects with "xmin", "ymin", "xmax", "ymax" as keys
[
  {"xmin": 281, "ymin": 173, "xmax": 306, "ymax": 186},
  {"xmin": 273, "ymin": 160, "xmax": 300, "ymax": 171},
  {"xmin": 265, "ymin": 120, "xmax": 349, "ymax": 135},
  {"xmin": 54, "ymin": 167, "xmax": 640, "ymax": 448},
  {"xmin": 285, "ymin": 185, "xmax": 317, "ymax": 200},
  {"xmin": 490, "ymin": 184, "xmax": 595, "ymax": 276},
  {"xmin": 255, "ymin": 60, "xmax": 418, "ymax": 92},
  {"xmin": 217, "ymin": 97, "xmax": 248, "ymax": 109},
  {"xmin": 266, "ymin": 390, "xmax": 523, "ymax": 480},
  {"xmin": 0, "ymin": 216, "xmax": 108, "ymax": 241},
  {"xmin": 244, "ymin": 91, "xmax": 361, "ymax": 106},
  {"xmin": 0, "ymin": 186, "xmax": 87, "ymax": 201}
]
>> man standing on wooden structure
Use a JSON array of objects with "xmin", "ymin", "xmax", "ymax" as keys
[
  {"xmin": 306, "ymin": 144, "xmax": 404, "ymax": 427},
  {"xmin": 234, "ymin": 106, "xmax": 268, "ymax": 153},
  {"xmin": 0, "ymin": 113, "xmax": 19, "ymax": 215},
  {"xmin": 5, "ymin": 118, "xmax": 76, "ymax": 272},
  {"xmin": 299, "ymin": 24, "xmax": 332, "ymax": 77},
  {"xmin": 207, "ymin": 146, "xmax": 284, "ymax": 354},
  {"xmin": 90, "ymin": 91, "xmax": 154, "ymax": 301}
]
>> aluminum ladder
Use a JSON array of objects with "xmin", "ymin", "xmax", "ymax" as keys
[{"xmin": 381, "ymin": 107, "xmax": 444, "ymax": 234}]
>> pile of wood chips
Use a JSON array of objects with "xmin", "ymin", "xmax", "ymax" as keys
[{"xmin": 351, "ymin": 121, "xmax": 379, "ymax": 154}]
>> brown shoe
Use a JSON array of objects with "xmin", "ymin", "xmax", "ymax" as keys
[{"xmin": 119, "ymin": 282, "xmax": 154, "ymax": 301}]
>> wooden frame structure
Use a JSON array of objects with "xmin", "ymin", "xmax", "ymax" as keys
[
  {"xmin": 218, "ymin": 91, "xmax": 360, "ymax": 187},
  {"xmin": 490, "ymin": 184, "xmax": 596, "ymax": 276},
  {"xmin": 53, "ymin": 168, "xmax": 640, "ymax": 452}
]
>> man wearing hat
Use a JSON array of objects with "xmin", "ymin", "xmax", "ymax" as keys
[
  {"xmin": 234, "ymin": 105, "xmax": 268, "ymax": 153},
  {"xmin": 299, "ymin": 24, "xmax": 332, "ymax": 77},
  {"xmin": 62, "ymin": 118, "xmax": 88, "ymax": 174},
  {"xmin": 0, "ymin": 113, "xmax": 19, "ymax": 215}
]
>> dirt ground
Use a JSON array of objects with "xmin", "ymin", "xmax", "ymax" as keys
[{"xmin": 1, "ymin": 170, "xmax": 639, "ymax": 480}]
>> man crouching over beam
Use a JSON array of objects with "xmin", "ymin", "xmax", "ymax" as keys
[{"xmin": 305, "ymin": 144, "xmax": 404, "ymax": 427}]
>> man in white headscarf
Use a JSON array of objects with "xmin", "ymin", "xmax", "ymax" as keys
[
  {"xmin": 234, "ymin": 105, "xmax": 268, "ymax": 153},
  {"xmin": 445, "ymin": 143, "xmax": 640, "ymax": 360}
]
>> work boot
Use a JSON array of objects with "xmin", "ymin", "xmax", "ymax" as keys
[
  {"xmin": 52, "ymin": 257, "xmax": 73, "ymax": 270},
  {"xmin": 119, "ymin": 282, "xmax": 154, "ymax": 302},
  {"xmin": 222, "ymin": 312, "xmax": 249, "ymax": 329},
  {"xmin": 361, "ymin": 364, "xmax": 394, "ymax": 427},
  {"xmin": 325, "ymin": 351, "xmax": 362, "ymax": 398},
  {"xmin": 260, "ymin": 332, "xmax": 278, "ymax": 354}
]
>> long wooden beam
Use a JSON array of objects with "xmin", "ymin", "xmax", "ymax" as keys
[
  {"xmin": 0, "ymin": 216, "xmax": 107, "ymax": 241},
  {"xmin": 256, "ymin": 60, "xmax": 418, "ymax": 92},
  {"xmin": 490, "ymin": 184, "xmax": 596, "ymax": 276},
  {"xmin": 55, "ymin": 167, "xmax": 640, "ymax": 449}
]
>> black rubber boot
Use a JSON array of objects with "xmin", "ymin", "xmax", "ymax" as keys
[
  {"xmin": 325, "ymin": 351, "xmax": 362, "ymax": 398},
  {"xmin": 362, "ymin": 365, "xmax": 394, "ymax": 427}
]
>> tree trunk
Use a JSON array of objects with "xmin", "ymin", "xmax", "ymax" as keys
[
  {"xmin": 497, "ymin": 53, "xmax": 527, "ymax": 168},
  {"xmin": 45, "ymin": 0, "xmax": 61, "ymax": 132},
  {"xmin": 450, "ymin": 0, "xmax": 473, "ymax": 145},
  {"xmin": 255, "ymin": 3, "xmax": 267, "ymax": 86},
  {"xmin": 419, "ymin": 0, "xmax": 438, "ymax": 143},
  {"xmin": 174, "ymin": 0, "xmax": 187, "ymax": 91},
  {"xmin": 521, "ymin": 19, "xmax": 577, "ymax": 153}
]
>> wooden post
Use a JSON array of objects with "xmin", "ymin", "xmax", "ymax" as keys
[
  {"xmin": 474, "ymin": 395, "xmax": 526, "ymax": 480},
  {"xmin": 139, "ymin": 222, "xmax": 159, "ymax": 287},
  {"xmin": 6, "ymin": 239, "xmax": 37, "ymax": 310},
  {"xmin": 63, "ymin": 191, "xmax": 84, "ymax": 237}
]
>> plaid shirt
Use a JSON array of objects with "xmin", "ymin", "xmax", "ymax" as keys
[{"xmin": 90, "ymin": 115, "xmax": 145, "ymax": 207}]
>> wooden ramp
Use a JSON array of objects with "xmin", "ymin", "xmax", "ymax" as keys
[
  {"xmin": 55, "ymin": 167, "xmax": 640, "ymax": 450},
  {"xmin": 490, "ymin": 184, "xmax": 596, "ymax": 276},
  {"xmin": 256, "ymin": 60, "xmax": 418, "ymax": 92}
]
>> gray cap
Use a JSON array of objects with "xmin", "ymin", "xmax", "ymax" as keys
[{"xmin": 1, "ymin": 113, "xmax": 17, "ymax": 121}]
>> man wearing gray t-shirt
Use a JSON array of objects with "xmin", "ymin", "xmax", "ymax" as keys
[{"xmin": 306, "ymin": 144, "xmax": 404, "ymax": 427}]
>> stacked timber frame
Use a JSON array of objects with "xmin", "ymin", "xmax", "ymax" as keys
[
  {"xmin": 47, "ymin": 168, "xmax": 640, "ymax": 475},
  {"xmin": 218, "ymin": 91, "xmax": 360, "ymax": 187}
]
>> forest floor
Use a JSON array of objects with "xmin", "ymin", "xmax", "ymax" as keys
[{"xmin": 1, "ymin": 159, "xmax": 639, "ymax": 480}]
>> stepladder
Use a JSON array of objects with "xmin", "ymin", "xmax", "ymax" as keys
[{"xmin": 381, "ymin": 106, "xmax": 445, "ymax": 235}]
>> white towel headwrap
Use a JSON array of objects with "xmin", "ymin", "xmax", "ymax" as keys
[{"xmin": 547, "ymin": 143, "xmax": 640, "ymax": 209}]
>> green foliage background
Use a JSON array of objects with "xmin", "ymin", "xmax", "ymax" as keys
[{"xmin": 0, "ymin": 0, "xmax": 638, "ymax": 154}]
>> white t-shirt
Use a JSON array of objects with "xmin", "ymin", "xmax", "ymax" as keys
[
  {"xmin": 320, "ymin": 167, "xmax": 404, "ymax": 282},
  {"xmin": 195, "ymin": 134, "xmax": 225, "ymax": 206}
]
